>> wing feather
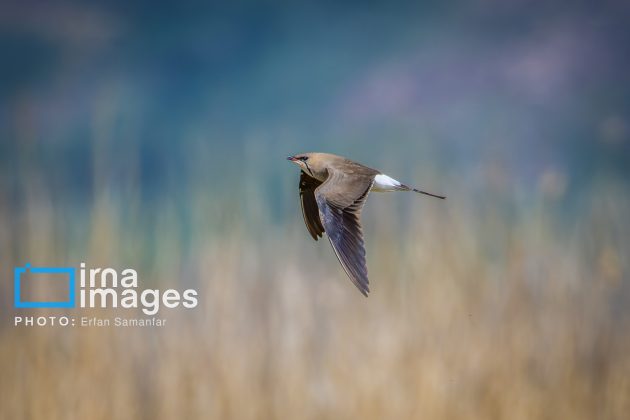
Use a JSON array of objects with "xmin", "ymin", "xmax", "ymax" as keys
[
  {"xmin": 299, "ymin": 171, "xmax": 324, "ymax": 240},
  {"xmin": 316, "ymin": 169, "xmax": 375, "ymax": 296}
]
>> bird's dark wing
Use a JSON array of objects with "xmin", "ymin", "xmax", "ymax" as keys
[
  {"xmin": 315, "ymin": 169, "xmax": 375, "ymax": 296},
  {"xmin": 299, "ymin": 171, "xmax": 325, "ymax": 240}
]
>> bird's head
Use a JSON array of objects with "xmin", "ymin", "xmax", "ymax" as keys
[{"xmin": 287, "ymin": 153, "xmax": 328, "ymax": 181}]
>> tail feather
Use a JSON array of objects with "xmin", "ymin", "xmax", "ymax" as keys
[{"xmin": 401, "ymin": 184, "xmax": 446, "ymax": 199}]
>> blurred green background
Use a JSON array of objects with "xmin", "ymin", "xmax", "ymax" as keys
[{"xmin": 1, "ymin": 1, "xmax": 629, "ymax": 419}]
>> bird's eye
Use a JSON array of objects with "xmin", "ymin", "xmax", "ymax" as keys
[{"xmin": 300, "ymin": 156, "xmax": 308, "ymax": 161}]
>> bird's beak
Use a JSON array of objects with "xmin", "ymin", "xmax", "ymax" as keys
[{"xmin": 287, "ymin": 156, "xmax": 297, "ymax": 162}]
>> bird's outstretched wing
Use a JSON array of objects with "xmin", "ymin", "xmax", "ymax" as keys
[
  {"xmin": 315, "ymin": 168, "xmax": 376, "ymax": 296},
  {"xmin": 299, "ymin": 171, "xmax": 325, "ymax": 240}
]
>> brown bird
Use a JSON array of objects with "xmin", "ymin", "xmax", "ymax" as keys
[{"xmin": 287, "ymin": 152, "xmax": 445, "ymax": 296}]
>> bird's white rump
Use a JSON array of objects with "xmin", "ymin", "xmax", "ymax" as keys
[{"xmin": 372, "ymin": 174, "xmax": 403, "ymax": 192}]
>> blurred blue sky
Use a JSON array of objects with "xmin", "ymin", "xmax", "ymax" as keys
[{"xmin": 1, "ymin": 1, "xmax": 629, "ymax": 209}]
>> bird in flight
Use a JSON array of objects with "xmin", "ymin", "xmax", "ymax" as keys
[{"xmin": 287, "ymin": 152, "xmax": 445, "ymax": 296}]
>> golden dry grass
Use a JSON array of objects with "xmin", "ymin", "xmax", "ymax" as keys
[{"xmin": 1, "ymin": 172, "xmax": 629, "ymax": 420}]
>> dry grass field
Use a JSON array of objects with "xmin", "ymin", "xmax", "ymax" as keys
[{"xmin": 1, "ymin": 168, "xmax": 628, "ymax": 419}]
